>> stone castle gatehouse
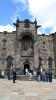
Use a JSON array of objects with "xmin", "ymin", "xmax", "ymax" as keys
[{"xmin": 0, "ymin": 18, "xmax": 56, "ymax": 74}]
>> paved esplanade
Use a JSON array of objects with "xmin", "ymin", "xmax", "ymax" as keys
[{"xmin": 0, "ymin": 79, "xmax": 56, "ymax": 100}]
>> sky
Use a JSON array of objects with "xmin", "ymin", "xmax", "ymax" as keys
[{"xmin": 0, "ymin": 0, "xmax": 56, "ymax": 34}]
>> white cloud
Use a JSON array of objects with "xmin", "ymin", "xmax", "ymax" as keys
[
  {"xmin": 38, "ymin": 30, "xmax": 42, "ymax": 35},
  {"xmin": 27, "ymin": 0, "xmax": 56, "ymax": 34},
  {"xmin": 42, "ymin": 19, "xmax": 53, "ymax": 28},
  {"xmin": 0, "ymin": 24, "xmax": 16, "ymax": 32}
]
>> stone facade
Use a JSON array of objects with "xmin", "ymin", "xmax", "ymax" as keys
[{"xmin": 0, "ymin": 18, "xmax": 56, "ymax": 74}]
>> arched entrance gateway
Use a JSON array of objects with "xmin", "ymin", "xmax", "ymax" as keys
[{"xmin": 24, "ymin": 63, "xmax": 30, "ymax": 75}]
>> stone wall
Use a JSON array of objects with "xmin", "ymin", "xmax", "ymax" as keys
[
  {"xmin": 35, "ymin": 34, "xmax": 54, "ymax": 70},
  {"xmin": 0, "ymin": 32, "xmax": 16, "ymax": 70},
  {"xmin": 52, "ymin": 33, "xmax": 56, "ymax": 71}
]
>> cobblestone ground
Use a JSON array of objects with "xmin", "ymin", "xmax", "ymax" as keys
[{"xmin": 0, "ymin": 78, "xmax": 56, "ymax": 100}]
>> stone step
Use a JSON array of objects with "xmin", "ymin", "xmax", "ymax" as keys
[{"xmin": 17, "ymin": 75, "xmax": 34, "ymax": 81}]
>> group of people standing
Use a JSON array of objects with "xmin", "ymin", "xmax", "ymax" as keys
[
  {"xmin": 24, "ymin": 67, "xmax": 53, "ymax": 82},
  {"xmin": 0, "ymin": 67, "xmax": 53, "ymax": 83},
  {"xmin": 34, "ymin": 68, "xmax": 53, "ymax": 82}
]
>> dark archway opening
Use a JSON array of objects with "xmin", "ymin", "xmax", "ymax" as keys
[{"xmin": 24, "ymin": 64, "xmax": 30, "ymax": 75}]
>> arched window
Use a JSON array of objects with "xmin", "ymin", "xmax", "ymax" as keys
[{"xmin": 48, "ymin": 58, "xmax": 52, "ymax": 68}]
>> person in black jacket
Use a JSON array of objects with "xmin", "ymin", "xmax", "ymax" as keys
[
  {"xmin": 12, "ymin": 69, "xmax": 16, "ymax": 83},
  {"xmin": 49, "ymin": 71, "xmax": 52, "ymax": 82}
]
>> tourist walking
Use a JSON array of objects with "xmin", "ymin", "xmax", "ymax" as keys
[
  {"xmin": 40, "ymin": 67, "xmax": 43, "ymax": 81},
  {"xmin": 7, "ymin": 71, "xmax": 10, "ymax": 80},
  {"xmin": 42, "ymin": 69, "xmax": 45, "ymax": 82},
  {"xmin": 33, "ymin": 70, "xmax": 37, "ymax": 80},
  {"xmin": 12, "ymin": 69, "xmax": 16, "ymax": 83},
  {"xmin": 49, "ymin": 71, "xmax": 52, "ymax": 82},
  {"xmin": 37, "ymin": 69, "xmax": 41, "ymax": 81},
  {"xmin": 25, "ymin": 68, "xmax": 28, "ymax": 75},
  {"xmin": 45, "ymin": 70, "xmax": 49, "ymax": 82},
  {"xmin": 29, "ymin": 73, "xmax": 32, "ymax": 80},
  {"xmin": 29, "ymin": 71, "xmax": 32, "ymax": 80},
  {"xmin": 1, "ymin": 70, "xmax": 4, "ymax": 78}
]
